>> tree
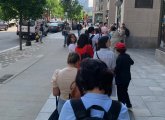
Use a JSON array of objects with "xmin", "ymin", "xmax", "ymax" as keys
[
  {"xmin": 0, "ymin": 0, "xmax": 46, "ymax": 49},
  {"xmin": 0, "ymin": 0, "xmax": 46, "ymax": 21},
  {"xmin": 46, "ymin": 0, "xmax": 64, "ymax": 19},
  {"xmin": 61, "ymin": 0, "xmax": 83, "ymax": 21},
  {"xmin": 0, "ymin": 6, "xmax": 3, "ymax": 19}
]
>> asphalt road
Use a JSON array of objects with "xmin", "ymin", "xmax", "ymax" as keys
[{"xmin": 0, "ymin": 26, "xmax": 21, "ymax": 51}]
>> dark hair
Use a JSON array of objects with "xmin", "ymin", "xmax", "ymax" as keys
[
  {"xmin": 88, "ymin": 27, "xmax": 94, "ymax": 33},
  {"xmin": 94, "ymin": 28, "xmax": 100, "ymax": 34},
  {"xmin": 110, "ymin": 26, "xmax": 116, "ymax": 31},
  {"xmin": 67, "ymin": 33, "xmax": 77, "ymax": 46},
  {"xmin": 76, "ymin": 58, "xmax": 113, "ymax": 96},
  {"xmin": 104, "ymin": 22, "xmax": 107, "ymax": 25},
  {"xmin": 67, "ymin": 52, "xmax": 80, "ymax": 65},
  {"xmin": 99, "ymin": 22, "xmax": 103, "ymax": 25},
  {"xmin": 116, "ymin": 48, "xmax": 126, "ymax": 53},
  {"xmin": 77, "ymin": 33, "xmax": 89, "ymax": 48},
  {"xmin": 98, "ymin": 36, "xmax": 109, "ymax": 49}
]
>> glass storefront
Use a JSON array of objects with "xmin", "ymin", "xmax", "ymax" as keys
[{"xmin": 159, "ymin": 0, "xmax": 165, "ymax": 49}]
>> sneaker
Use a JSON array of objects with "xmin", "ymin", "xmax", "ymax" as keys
[
  {"xmin": 127, "ymin": 104, "xmax": 132, "ymax": 108},
  {"xmin": 127, "ymin": 104, "xmax": 133, "ymax": 111},
  {"xmin": 127, "ymin": 107, "xmax": 133, "ymax": 111}
]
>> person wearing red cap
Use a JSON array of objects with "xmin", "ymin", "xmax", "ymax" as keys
[{"xmin": 114, "ymin": 42, "xmax": 134, "ymax": 109}]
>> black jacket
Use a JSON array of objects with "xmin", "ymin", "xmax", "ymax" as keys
[{"xmin": 115, "ymin": 53, "xmax": 134, "ymax": 85}]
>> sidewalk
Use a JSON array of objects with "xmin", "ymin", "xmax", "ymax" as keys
[
  {"xmin": 36, "ymin": 50, "xmax": 165, "ymax": 120},
  {"xmin": 0, "ymin": 31, "xmax": 165, "ymax": 120}
]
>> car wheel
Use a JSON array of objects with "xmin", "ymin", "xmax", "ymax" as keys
[{"xmin": 5, "ymin": 27, "xmax": 8, "ymax": 31}]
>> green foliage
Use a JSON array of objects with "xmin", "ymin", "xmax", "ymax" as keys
[
  {"xmin": 61, "ymin": 0, "xmax": 83, "ymax": 21},
  {"xmin": 0, "ymin": 6, "xmax": 3, "ymax": 19},
  {"xmin": 0, "ymin": 0, "xmax": 46, "ymax": 21},
  {"xmin": 46, "ymin": 0, "xmax": 64, "ymax": 18}
]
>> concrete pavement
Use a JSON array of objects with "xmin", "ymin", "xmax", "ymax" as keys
[{"xmin": 0, "ymin": 31, "xmax": 165, "ymax": 120}]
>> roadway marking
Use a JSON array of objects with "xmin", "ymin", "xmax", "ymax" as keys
[{"xmin": 0, "ymin": 44, "xmax": 25, "ymax": 54}]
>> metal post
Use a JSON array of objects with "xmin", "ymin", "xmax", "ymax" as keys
[
  {"xmin": 19, "ymin": 0, "xmax": 23, "ymax": 50},
  {"xmin": 26, "ymin": 19, "xmax": 31, "ymax": 46},
  {"xmin": 116, "ymin": 6, "xmax": 119, "ymax": 29}
]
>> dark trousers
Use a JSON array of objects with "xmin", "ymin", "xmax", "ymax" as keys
[
  {"xmin": 78, "ymin": 30, "xmax": 81, "ymax": 37},
  {"xmin": 64, "ymin": 35, "xmax": 68, "ymax": 46},
  {"xmin": 117, "ymin": 83, "xmax": 132, "ymax": 108}
]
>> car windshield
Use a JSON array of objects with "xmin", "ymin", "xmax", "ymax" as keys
[
  {"xmin": 49, "ymin": 23, "xmax": 58, "ymax": 26},
  {"xmin": 22, "ymin": 20, "xmax": 35, "ymax": 26}
]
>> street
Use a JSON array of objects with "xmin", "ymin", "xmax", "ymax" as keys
[
  {"xmin": 0, "ymin": 31, "xmax": 68, "ymax": 120},
  {"xmin": 0, "ymin": 27, "xmax": 21, "ymax": 51}
]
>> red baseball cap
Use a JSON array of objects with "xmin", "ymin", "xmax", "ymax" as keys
[{"xmin": 115, "ymin": 42, "xmax": 126, "ymax": 49}]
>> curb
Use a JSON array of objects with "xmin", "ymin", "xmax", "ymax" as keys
[
  {"xmin": 2, "ymin": 54, "xmax": 44, "ymax": 84},
  {"xmin": 0, "ymin": 43, "xmax": 26, "ymax": 54}
]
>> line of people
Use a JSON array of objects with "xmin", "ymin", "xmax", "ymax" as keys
[{"xmin": 50, "ymin": 26, "xmax": 133, "ymax": 120}]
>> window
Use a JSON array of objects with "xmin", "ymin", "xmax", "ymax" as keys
[
  {"xmin": 135, "ymin": 0, "xmax": 153, "ymax": 8},
  {"xmin": 21, "ymin": 20, "xmax": 35, "ymax": 26}
]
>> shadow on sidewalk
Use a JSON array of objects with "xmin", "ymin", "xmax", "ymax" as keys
[{"xmin": 129, "ymin": 110, "xmax": 135, "ymax": 120}]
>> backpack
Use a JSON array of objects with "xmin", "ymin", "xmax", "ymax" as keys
[
  {"xmin": 71, "ymin": 99, "xmax": 121, "ymax": 120},
  {"xmin": 125, "ymin": 28, "xmax": 130, "ymax": 37}
]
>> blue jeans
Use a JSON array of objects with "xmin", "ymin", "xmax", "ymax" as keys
[
  {"xmin": 57, "ymin": 98, "xmax": 66, "ymax": 113},
  {"xmin": 40, "ymin": 32, "xmax": 43, "ymax": 43},
  {"xmin": 78, "ymin": 30, "xmax": 81, "ymax": 37}
]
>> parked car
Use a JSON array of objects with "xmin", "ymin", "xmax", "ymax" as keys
[
  {"xmin": 72, "ymin": 23, "xmax": 77, "ymax": 30},
  {"xmin": 57, "ymin": 21, "xmax": 65, "ymax": 31},
  {"xmin": 0, "ymin": 20, "xmax": 8, "ymax": 31},
  {"xmin": 48, "ymin": 22, "xmax": 61, "ymax": 33}
]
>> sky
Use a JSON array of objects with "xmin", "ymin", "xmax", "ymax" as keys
[{"xmin": 88, "ymin": 0, "xmax": 93, "ymax": 7}]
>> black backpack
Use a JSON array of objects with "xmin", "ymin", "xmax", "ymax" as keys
[
  {"xmin": 70, "ymin": 99, "xmax": 121, "ymax": 120},
  {"xmin": 125, "ymin": 28, "xmax": 130, "ymax": 37}
]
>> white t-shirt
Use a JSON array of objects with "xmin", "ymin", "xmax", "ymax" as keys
[
  {"xmin": 92, "ymin": 34, "xmax": 102, "ymax": 51},
  {"xmin": 68, "ymin": 44, "xmax": 76, "ymax": 52}
]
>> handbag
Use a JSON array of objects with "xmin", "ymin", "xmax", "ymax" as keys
[
  {"xmin": 69, "ymin": 81, "xmax": 81, "ymax": 99},
  {"xmin": 48, "ymin": 96, "xmax": 59, "ymax": 120}
]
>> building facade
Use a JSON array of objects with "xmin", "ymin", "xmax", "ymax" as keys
[
  {"xmin": 93, "ymin": 0, "xmax": 165, "ymax": 64},
  {"xmin": 93, "ymin": 0, "xmax": 109, "ymax": 24}
]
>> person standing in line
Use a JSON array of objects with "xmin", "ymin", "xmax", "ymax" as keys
[
  {"xmin": 76, "ymin": 23, "xmax": 83, "ymax": 37},
  {"xmin": 63, "ymin": 23, "xmax": 71, "ymax": 47},
  {"xmin": 93, "ymin": 36, "xmax": 116, "ymax": 71},
  {"xmin": 98, "ymin": 22, "xmax": 103, "ymax": 34},
  {"xmin": 101, "ymin": 22, "xmax": 109, "ymax": 36},
  {"xmin": 92, "ymin": 28, "xmax": 102, "ymax": 51},
  {"xmin": 59, "ymin": 59, "xmax": 130, "ymax": 120},
  {"xmin": 75, "ymin": 34, "xmax": 94, "ymax": 60},
  {"xmin": 87, "ymin": 26, "xmax": 95, "ymax": 46},
  {"xmin": 119, "ymin": 23, "xmax": 127, "ymax": 43},
  {"xmin": 67, "ymin": 33, "xmax": 77, "ymax": 52},
  {"xmin": 51, "ymin": 52, "xmax": 80, "ymax": 113},
  {"xmin": 114, "ymin": 42, "xmax": 134, "ymax": 109},
  {"xmin": 109, "ymin": 26, "xmax": 121, "ymax": 51},
  {"xmin": 39, "ymin": 24, "xmax": 44, "ymax": 43}
]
